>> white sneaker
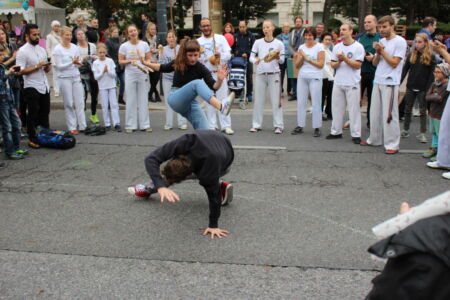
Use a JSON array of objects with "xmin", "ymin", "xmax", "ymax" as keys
[
  {"xmin": 221, "ymin": 92, "xmax": 235, "ymax": 116},
  {"xmin": 164, "ymin": 125, "xmax": 172, "ymax": 131},
  {"xmin": 223, "ymin": 127, "xmax": 234, "ymax": 135},
  {"xmin": 179, "ymin": 124, "xmax": 188, "ymax": 130},
  {"xmin": 427, "ymin": 161, "xmax": 450, "ymax": 170},
  {"xmin": 442, "ymin": 172, "xmax": 450, "ymax": 180},
  {"xmin": 145, "ymin": 128, "xmax": 153, "ymax": 132}
]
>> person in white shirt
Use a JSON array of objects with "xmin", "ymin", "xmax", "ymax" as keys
[
  {"xmin": 92, "ymin": 43, "xmax": 121, "ymax": 131},
  {"xmin": 16, "ymin": 24, "xmax": 52, "ymax": 148},
  {"xmin": 118, "ymin": 24, "xmax": 152, "ymax": 133},
  {"xmin": 159, "ymin": 30, "xmax": 187, "ymax": 130},
  {"xmin": 326, "ymin": 24, "xmax": 365, "ymax": 144},
  {"xmin": 321, "ymin": 32, "xmax": 334, "ymax": 120},
  {"xmin": 46, "ymin": 20, "xmax": 61, "ymax": 96},
  {"xmin": 76, "ymin": 29, "xmax": 100, "ymax": 124},
  {"xmin": 53, "ymin": 26, "xmax": 87, "ymax": 134},
  {"xmin": 198, "ymin": 18, "xmax": 234, "ymax": 135},
  {"xmin": 249, "ymin": 19, "xmax": 285, "ymax": 134},
  {"xmin": 292, "ymin": 27, "xmax": 325, "ymax": 137},
  {"xmin": 361, "ymin": 16, "xmax": 407, "ymax": 154}
]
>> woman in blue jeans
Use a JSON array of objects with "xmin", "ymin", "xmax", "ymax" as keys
[{"xmin": 141, "ymin": 38, "xmax": 235, "ymax": 129}]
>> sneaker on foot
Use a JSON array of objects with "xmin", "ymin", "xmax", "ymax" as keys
[
  {"xmin": 70, "ymin": 130, "xmax": 79, "ymax": 135},
  {"xmin": 145, "ymin": 128, "xmax": 153, "ymax": 132},
  {"xmin": 90, "ymin": 114, "xmax": 100, "ymax": 124},
  {"xmin": 125, "ymin": 129, "xmax": 133, "ymax": 133},
  {"xmin": 274, "ymin": 127, "xmax": 283, "ymax": 134},
  {"xmin": 291, "ymin": 126, "xmax": 303, "ymax": 135},
  {"xmin": 313, "ymin": 128, "xmax": 321, "ymax": 137},
  {"xmin": 164, "ymin": 125, "xmax": 172, "ymax": 131},
  {"xmin": 385, "ymin": 149, "xmax": 398, "ymax": 154},
  {"xmin": 326, "ymin": 133, "xmax": 342, "ymax": 139},
  {"xmin": 6, "ymin": 153, "xmax": 24, "ymax": 160},
  {"xmin": 220, "ymin": 92, "xmax": 235, "ymax": 116},
  {"xmin": 416, "ymin": 133, "xmax": 428, "ymax": 143},
  {"xmin": 352, "ymin": 137, "xmax": 361, "ymax": 144},
  {"xmin": 423, "ymin": 147, "xmax": 437, "ymax": 158},
  {"xmin": 16, "ymin": 149, "xmax": 29, "ymax": 155},
  {"xmin": 400, "ymin": 130, "xmax": 410, "ymax": 138},
  {"xmin": 114, "ymin": 125, "xmax": 122, "ymax": 132},
  {"xmin": 427, "ymin": 161, "xmax": 450, "ymax": 170},
  {"xmin": 28, "ymin": 141, "xmax": 40, "ymax": 149},
  {"xmin": 223, "ymin": 127, "xmax": 234, "ymax": 135},
  {"xmin": 249, "ymin": 127, "xmax": 261, "ymax": 133},
  {"xmin": 220, "ymin": 181, "xmax": 233, "ymax": 206},
  {"xmin": 128, "ymin": 184, "xmax": 152, "ymax": 198},
  {"xmin": 442, "ymin": 172, "xmax": 450, "ymax": 180},
  {"xmin": 360, "ymin": 140, "xmax": 370, "ymax": 146},
  {"xmin": 179, "ymin": 124, "xmax": 188, "ymax": 130}
]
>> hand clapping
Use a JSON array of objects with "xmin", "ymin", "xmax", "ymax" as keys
[{"xmin": 217, "ymin": 64, "xmax": 228, "ymax": 81}]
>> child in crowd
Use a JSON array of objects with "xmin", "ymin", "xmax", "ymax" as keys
[
  {"xmin": 92, "ymin": 43, "xmax": 121, "ymax": 131},
  {"xmin": 423, "ymin": 63, "xmax": 449, "ymax": 160},
  {"xmin": 0, "ymin": 45, "xmax": 26, "ymax": 159}
]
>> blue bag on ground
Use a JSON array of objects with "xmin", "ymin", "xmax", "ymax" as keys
[{"xmin": 37, "ymin": 128, "xmax": 76, "ymax": 149}]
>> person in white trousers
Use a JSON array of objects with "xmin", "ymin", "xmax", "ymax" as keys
[
  {"xmin": 118, "ymin": 25, "xmax": 152, "ymax": 133},
  {"xmin": 46, "ymin": 20, "xmax": 61, "ymax": 96},
  {"xmin": 159, "ymin": 30, "xmax": 187, "ymax": 130},
  {"xmin": 249, "ymin": 19, "xmax": 285, "ymax": 134},
  {"xmin": 92, "ymin": 43, "xmax": 121, "ymax": 131},
  {"xmin": 198, "ymin": 18, "xmax": 234, "ymax": 135},
  {"xmin": 361, "ymin": 16, "xmax": 407, "ymax": 154},
  {"xmin": 326, "ymin": 24, "xmax": 365, "ymax": 144},
  {"xmin": 291, "ymin": 27, "xmax": 325, "ymax": 137},
  {"xmin": 53, "ymin": 26, "xmax": 86, "ymax": 134}
]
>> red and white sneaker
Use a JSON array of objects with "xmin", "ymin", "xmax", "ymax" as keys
[
  {"xmin": 128, "ymin": 184, "xmax": 152, "ymax": 198},
  {"xmin": 220, "ymin": 181, "xmax": 233, "ymax": 206}
]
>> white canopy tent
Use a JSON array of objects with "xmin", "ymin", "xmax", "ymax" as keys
[{"xmin": 0, "ymin": 0, "xmax": 65, "ymax": 36}]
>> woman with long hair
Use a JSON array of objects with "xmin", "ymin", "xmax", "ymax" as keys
[
  {"xmin": 46, "ymin": 20, "xmax": 62, "ymax": 97},
  {"xmin": 0, "ymin": 27, "xmax": 21, "ymax": 113},
  {"xmin": 159, "ymin": 30, "xmax": 187, "ymax": 130},
  {"xmin": 223, "ymin": 23, "xmax": 234, "ymax": 34},
  {"xmin": 140, "ymin": 37, "xmax": 235, "ymax": 130},
  {"xmin": 292, "ymin": 27, "xmax": 325, "ymax": 137},
  {"xmin": 118, "ymin": 24, "xmax": 152, "ymax": 133},
  {"xmin": 143, "ymin": 22, "xmax": 161, "ymax": 102},
  {"xmin": 105, "ymin": 27, "xmax": 125, "ymax": 104},
  {"xmin": 53, "ymin": 26, "xmax": 86, "ymax": 134},
  {"xmin": 400, "ymin": 33, "xmax": 436, "ymax": 143}
]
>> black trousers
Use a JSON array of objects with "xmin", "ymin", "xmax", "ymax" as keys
[
  {"xmin": 82, "ymin": 76, "xmax": 99, "ymax": 115},
  {"xmin": 322, "ymin": 78, "xmax": 333, "ymax": 118},
  {"xmin": 23, "ymin": 88, "xmax": 50, "ymax": 142},
  {"xmin": 149, "ymin": 71, "xmax": 161, "ymax": 100},
  {"xmin": 246, "ymin": 61, "xmax": 253, "ymax": 96},
  {"xmin": 361, "ymin": 72, "xmax": 375, "ymax": 125}
]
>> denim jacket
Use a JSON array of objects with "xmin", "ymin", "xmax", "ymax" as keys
[{"xmin": 0, "ymin": 64, "xmax": 14, "ymax": 103}]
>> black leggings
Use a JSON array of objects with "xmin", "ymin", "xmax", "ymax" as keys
[
  {"xmin": 149, "ymin": 71, "xmax": 160, "ymax": 100},
  {"xmin": 322, "ymin": 78, "xmax": 333, "ymax": 118},
  {"xmin": 82, "ymin": 76, "xmax": 99, "ymax": 115}
]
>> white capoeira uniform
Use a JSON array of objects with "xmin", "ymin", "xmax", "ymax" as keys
[
  {"xmin": 250, "ymin": 38, "xmax": 285, "ymax": 130},
  {"xmin": 198, "ymin": 34, "xmax": 232, "ymax": 130},
  {"xmin": 296, "ymin": 43, "xmax": 325, "ymax": 129},
  {"xmin": 330, "ymin": 40, "xmax": 365, "ymax": 137},
  {"xmin": 367, "ymin": 35, "xmax": 407, "ymax": 150},
  {"xmin": 119, "ymin": 41, "xmax": 151, "ymax": 130},
  {"xmin": 159, "ymin": 45, "xmax": 187, "ymax": 129},
  {"xmin": 53, "ymin": 43, "xmax": 87, "ymax": 131},
  {"xmin": 437, "ymin": 84, "xmax": 450, "ymax": 167},
  {"xmin": 92, "ymin": 57, "xmax": 121, "ymax": 127}
]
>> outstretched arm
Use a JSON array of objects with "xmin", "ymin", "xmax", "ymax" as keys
[{"xmin": 201, "ymin": 180, "xmax": 229, "ymax": 239}]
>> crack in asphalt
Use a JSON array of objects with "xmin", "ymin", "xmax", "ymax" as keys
[{"xmin": 0, "ymin": 248, "xmax": 381, "ymax": 273}]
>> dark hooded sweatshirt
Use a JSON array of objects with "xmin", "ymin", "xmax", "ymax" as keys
[{"xmin": 145, "ymin": 130, "xmax": 234, "ymax": 228}]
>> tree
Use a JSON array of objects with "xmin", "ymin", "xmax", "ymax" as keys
[
  {"xmin": 322, "ymin": 0, "xmax": 332, "ymax": 29},
  {"xmin": 222, "ymin": 0, "xmax": 276, "ymax": 24},
  {"xmin": 292, "ymin": 0, "xmax": 303, "ymax": 19}
]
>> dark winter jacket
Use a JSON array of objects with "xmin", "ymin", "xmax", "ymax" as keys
[{"xmin": 401, "ymin": 52, "xmax": 436, "ymax": 91}]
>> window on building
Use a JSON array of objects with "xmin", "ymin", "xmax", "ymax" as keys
[{"xmin": 313, "ymin": 12, "xmax": 323, "ymax": 26}]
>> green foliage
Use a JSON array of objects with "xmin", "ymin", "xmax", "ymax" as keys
[
  {"xmin": 327, "ymin": 18, "xmax": 342, "ymax": 30},
  {"xmin": 222, "ymin": 0, "xmax": 276, "ymax": 23},
  {"xmin": 291, "ymin": 0, "xmax": 303, "ymax": 19}
]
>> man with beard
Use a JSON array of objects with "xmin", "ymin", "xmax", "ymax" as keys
[{"xmin": 16, "ymin": 24, "xmax": 51, "ymax": 148}]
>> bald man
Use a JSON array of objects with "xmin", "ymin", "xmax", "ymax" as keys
[{"xmin": 357, "ymin": 15, "xmax": 380, "ymax": 128}]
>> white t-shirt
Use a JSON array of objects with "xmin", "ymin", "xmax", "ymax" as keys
[
  {"xmin": 374, "ymin": 35, "xmax": 407, "ymax": 85},
  {"xmin": 197, "ymin": 34, "xmax": 232, "ymax": 71},
  {"xmin": 159, "ymin": 45, "xmax": 180, "ymax": 82},
  {"xmin": 92, "ymin": 57, "xmax": 116, "ymax": 90},
  {"xmin": 53, "ymin": 43, "xmax": 81, "ymax": 78},
  {"xmin": 332, "ymin": 40, "xmax": 365, "ymax": 86},
  {"xmin": 322, "ymin": 45, "xmax": 334, "ymax": 81},
  {"xmin": 78, "ymin": 42, "xmax": 97, "ymax": 79},
  {"xmin": 250, "ymin": 38, "xmax": 285, "ymax": 74},
  {"xmin": 16, "ymin": 43, "xmax": 50, "ymax": 94},
  {"xmin": 118, "ymin": 41, "xmax": 150, "ymax": 79},
  {"xmin": 298, "ymin": 43, "xmax": 324, "ymax": 79}
]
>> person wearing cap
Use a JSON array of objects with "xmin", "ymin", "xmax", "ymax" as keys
[{"xmin": 46, "ymin": 20, "xmax": 62, "ymax": 97}]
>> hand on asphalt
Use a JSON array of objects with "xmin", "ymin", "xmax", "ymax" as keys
[
  {"xmin": 157, "ymin": 187, "xmax": 180, "ymax": 203},
  {"xmin": 202, "ymin": 227, "xmax": 229, "ymax": 239}
]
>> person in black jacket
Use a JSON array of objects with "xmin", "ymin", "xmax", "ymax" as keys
[
  {"xmin": 232, "ymin": 20, "xmax": 255, "ymax": 101},
  {"xmin": 128, "ymin": 130, "xmax": 234, "ymax": 239},
  {"xmin": 366, "ymin": 200, "xmax": 450, "ymax": 300},
  {"xmin": 400, "ymin": 33, "xmax": 436, "ymax": 143}
]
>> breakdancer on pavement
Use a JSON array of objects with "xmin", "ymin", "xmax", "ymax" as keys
[{"xmin": 128, "ymin": 130, "xmax": 234, "ymax": 239}]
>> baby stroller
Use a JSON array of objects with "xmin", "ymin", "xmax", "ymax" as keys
[{"xmin": 228, "ymin": 56, "xmax": 248, "ymax": 110}]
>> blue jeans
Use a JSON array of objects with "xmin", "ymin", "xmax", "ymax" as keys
[
  {"xmin": 168, "ymin": 80, "xmax": 214, "ymax": 130},
  {"xmin": 117, "ymin": 71, "xmax": 125, "ymax": 98},
  {"xmin": 0, "ymin": 98, "xmax": 22, "ymax": 156}
]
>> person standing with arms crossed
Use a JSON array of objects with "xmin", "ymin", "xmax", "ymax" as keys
[{"xmin": 361, "ymin": 16, "xmax": 407, "ymax": 154}]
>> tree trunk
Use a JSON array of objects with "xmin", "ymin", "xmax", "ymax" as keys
[
  {"xmin": 92, "ymin": 0, "xmax": 112, "ymax": 31},
  {"xmin": 322, "ymin": 0, "xmax": 332, "ymax": 29},
  {"xmin": 358, "ymin": 0, "xmax": 367, "ymax": 33},
  {"xmin": 177, "ymin": 0, "xmax": 185, "ymax": 29},
  {"xmin": 406, "ymin": 5, "xmax": 415, "ymax": 26}
]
